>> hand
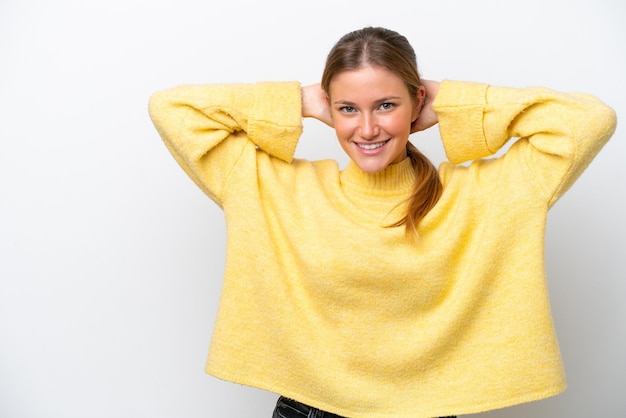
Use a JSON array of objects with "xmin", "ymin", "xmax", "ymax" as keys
[
  {"xmin": 411, "ymin": 79, "xmax": 440, "ymax": 133},
  {"xmin": 302, "ymin": 83, "xmax": 333, "ymax": 127}
]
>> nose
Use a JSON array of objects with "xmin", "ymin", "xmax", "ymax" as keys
[{"xmin": 359, "ymin": 113, "xmax": 379, "ymax": 140}]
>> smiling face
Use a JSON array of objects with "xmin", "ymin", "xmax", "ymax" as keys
[{"xmin": 328, "ymin": 65, "xmax": 421, "ymax": 173}]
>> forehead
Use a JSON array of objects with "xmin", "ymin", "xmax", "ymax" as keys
[{"xmin": 328, "ymin": 66, "xmax": 409, "ymax": 102}]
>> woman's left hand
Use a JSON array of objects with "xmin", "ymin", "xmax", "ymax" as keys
[{"xmin": 411, "ymin": 79, "xmax": 439, "ymax": 133}]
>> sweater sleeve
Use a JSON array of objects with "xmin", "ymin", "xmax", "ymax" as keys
[
  {"xmin": 433, "ymin": 80, "xmax": 617, "ymax": 206},
  {"xmin": 148, "ymin": 82, "xmax": 303, "ymax": 205}
]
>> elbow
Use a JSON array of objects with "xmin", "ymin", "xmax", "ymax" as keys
[
  {"xmin": 604, "ymin": 105, "xmax": 617, "ymax": 138},
  {"xmin": 148, "ymin": 90, "xmax": 168, "ymax": 126},
  {"xmin": 593, "ymin": 102, "xmax": 617, "ymax": 146},
  {"xmin": 575, "ymin": 94, "xmax": 618, "ymax": 147}
]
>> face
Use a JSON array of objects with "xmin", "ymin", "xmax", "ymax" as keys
[{"xmin": 328, "ymin": 66, "xmax": 423, "ymax": 173}]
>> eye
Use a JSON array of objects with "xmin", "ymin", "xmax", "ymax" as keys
[
  {"xmin": 339, "ymin": 105, "xmax": 356, "ymax": 113},
  {"xmin": 379, "ymin": 102, "xmax": 395, "ymax": 110}
]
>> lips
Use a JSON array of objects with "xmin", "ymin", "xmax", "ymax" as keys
[{"xmin": 354, "ymin": 139, "xmax": 390, "ymax": 150}]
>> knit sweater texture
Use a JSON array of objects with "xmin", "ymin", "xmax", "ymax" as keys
[{"xmin": 149, "ymin": 80, "xmax": 616, "ymax": 417}]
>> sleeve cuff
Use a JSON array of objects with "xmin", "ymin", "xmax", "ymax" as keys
[
  {"xmin": 247, "ymin": 82, "xmax": 303, "ymax": 162},
  {"xmin": 432, "ymin": 80, "xmax": 490, "ymax": 164}
]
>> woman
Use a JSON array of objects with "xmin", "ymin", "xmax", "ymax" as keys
[{"xmin": 149, "ymin": 27, "xmax": 616, "ymax": 418}]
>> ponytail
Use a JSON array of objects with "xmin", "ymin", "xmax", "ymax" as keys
[{"xmin": 388, "ymin": 142, "xmax": 442, "ymax": 240}]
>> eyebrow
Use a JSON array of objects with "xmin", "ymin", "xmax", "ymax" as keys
[{"xmin": 332, "ymin": 96, "xmax": 403, "ymax": 106}]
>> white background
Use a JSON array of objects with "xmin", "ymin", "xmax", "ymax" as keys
[{"xmin": 1, "ymin": 0, "xmax": 624, "ymax": 417}]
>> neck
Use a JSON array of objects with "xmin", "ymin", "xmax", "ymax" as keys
[{"xmin": 340, "ymin": 158, "xmax": 415, "ymax": 195}]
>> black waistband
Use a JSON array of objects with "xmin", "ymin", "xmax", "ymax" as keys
[
  {"xmin": 277, "ymin": 397, "xmax": 344, "ymax": 417},
  {"xmin": 277, "ymin": 396, "xmax": 456, "ymax": 418}
]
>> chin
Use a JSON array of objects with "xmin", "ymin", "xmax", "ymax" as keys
[{"xmin": 356, "ymin": 160, "xmax": 389, "ymax": 173}]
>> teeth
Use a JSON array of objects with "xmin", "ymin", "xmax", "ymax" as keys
[{"xmin": 356, "ymin": 141, "xmax": 387, "ymax": 150}]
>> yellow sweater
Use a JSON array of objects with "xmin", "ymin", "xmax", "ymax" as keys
[{"xmin": 149, "ymin": 80, "xmax": 616, "ymax": 417}]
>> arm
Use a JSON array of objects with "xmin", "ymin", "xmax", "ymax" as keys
[
  {"xmin": 148, "ymin": 82, "xmax": 303, "ymax": 204},
  {"xmin": 433, "ymin": 80, "xmax": 617, "ymax": 205}
]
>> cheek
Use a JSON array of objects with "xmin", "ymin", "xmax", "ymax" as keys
[
  {"xmin": 333, "ymin": 118, "xmax": 354, "ymax": 142},
  {"xmin": 390, "ymin": 112, "xmax": 413, "ymax": 134},
  {"xmin": 387, "ymin": 115, "xmax": 411, "ymax": 137}
]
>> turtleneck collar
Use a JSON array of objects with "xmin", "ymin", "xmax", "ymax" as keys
[{"xmin": 339, "ymin": 157, "xmax": 416, "ymax": 196}]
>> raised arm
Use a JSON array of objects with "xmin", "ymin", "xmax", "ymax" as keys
[
  {"xmin": 433, "ymin": 80, "xmax": 617, "ymax": 205},
  {"xmin": 149, "ymin": 82, "xmax": 303, "ymax": 204}
]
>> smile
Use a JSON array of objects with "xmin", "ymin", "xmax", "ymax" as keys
[{"xmin": 354, "ymin": 139, "xmax": 390, "ymax": 150}]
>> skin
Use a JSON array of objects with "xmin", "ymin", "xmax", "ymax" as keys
[{"xmin": 302, "ymin": 66, "xmax": 440, "ymax": 173}]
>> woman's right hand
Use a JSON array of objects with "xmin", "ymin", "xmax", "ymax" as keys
[{"xmin": 302, "ymin": 83, "xmax": 333, "ymax": 127}]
